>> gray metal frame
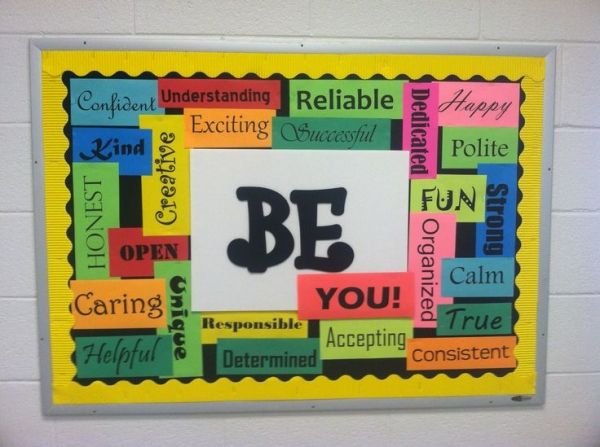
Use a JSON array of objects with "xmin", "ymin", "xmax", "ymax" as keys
[{"xmin": 30, "ymin": 38, "xmax": 555, "ymax": 415}]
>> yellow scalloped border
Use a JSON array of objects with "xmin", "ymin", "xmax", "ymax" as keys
[{"xmin": 41, "ymin": 51, "xmax": 544, "ymax": 405}]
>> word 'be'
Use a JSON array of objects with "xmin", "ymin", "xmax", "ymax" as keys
[{"xmin": 227, "ymin": 187, "xmax": 354, "ymax": 273}]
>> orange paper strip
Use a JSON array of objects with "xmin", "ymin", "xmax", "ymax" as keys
[
  {"xmin": 406, "ymin": 336, "xmax": 517, "ymax": 370},
  {"xmin": 184, "ymin": 108, "xmax": 275, "ymax": 148},
  {"xmin": 70, "ymin": 279, "xmax": 167, "ymax": 329}
]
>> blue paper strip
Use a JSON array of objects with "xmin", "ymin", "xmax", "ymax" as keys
[
  {"xmin": 476, "ymin": 164, "xmax": 518, "ymax": 257},
  {"xmin": 72, "ymin": 127, "xmax": 152, "ymax": 175},
  {"xmin": 70, "ymin": 79, "xmax": 163, "ymax": 126},
  {"xmin": 441, "ymin": 257, "xmax": 515, "ymax": 297}
]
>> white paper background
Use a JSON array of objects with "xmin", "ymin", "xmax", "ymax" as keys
[{"xmin": 190, "ymin": 149, "xmax": 409, "ymax": 311}]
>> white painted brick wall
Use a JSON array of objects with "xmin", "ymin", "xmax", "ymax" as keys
[
  {"xmin": 0, "ymin": 36, "xmax": 31, "ymax": 123},
  {"xmin": 552, "ymin": 130, "xmax": 600, "ymax": 211},
  {"xmin": 0, "ymin": 125, "xmax": 33, "ymax": 211},
  {"xmin": 550, "ymin": 214, "xmax": 600, "ymax": 294},
  {"xmin": 0, "ymin": 0, "xmax": 134, "ymax": 34},
  {"xmin": 0, "ymin": 213, "xmax": 35, "ymax": 297},
  {"xmin": 309, "ymin": 0, "xmax": 480, "ymax": 38},
  {"xmin": 1, "ymin": 0, "xmax": 599, "ymax": 445},
  {"xmin": 136, "ymin": 0, "xmax": 312, "ymax": 35},
  {"xmin": 547, "ymin": 296, "xmax": 600, "ymax": 373},
  {"xmin": 0, "ymin": 299, "xmax": 39, "ymax": 381},
  {"xmin": 481, "ymin": 0, "xmax": 600, "ymax": 42},
  {"xmin": 561, "ymin": 45, "xmax": 600, "ymax": 127},
  {"xmin": 1, "ymin": 375, "xmax": 599, "ymax": 447}
]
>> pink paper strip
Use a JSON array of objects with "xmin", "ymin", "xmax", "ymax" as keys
[
  {"xmin": 408, "ymin": 212, "xmax": 456, "ymax": 328},
  {"xmin": 438, "ymin": 82, "xmax": 519, "ymax": 127},
  {"xmin": 403, "ymin": 83, "xmax": 439, "ymax": 179}
]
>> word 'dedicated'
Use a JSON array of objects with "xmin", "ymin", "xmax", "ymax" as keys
[
  {"xmin": 403, "ymin": 83, "xmax": 439, "ymax": 178},
  {"xmin": 297, "ymin": 272, "xmax": 414, "ymax": 319}
]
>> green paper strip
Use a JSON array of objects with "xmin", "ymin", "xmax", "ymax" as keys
[
  {"xmin": 410, "ymin": 174, "xmax": 487, "ymax": 222},
  {"xmin": 442, "ymin": 127, "xmax": 518, "ymax": 169},
  {"xmin": 272, "ymin": 117, "xmax": 390, "ymax": 149},
  {"xmin": 75, "ymin": 335, "xmax": 173, "ymax": 378},
  {"xmin": 73, "ymin": 162, "xmax": 120, "ymax": 279},
  {"xmin": 156, "ymin": 261, "xmax": 203, "ymax": 377},
  {"xmin": 320, "ymin": 319, "xmax": 413, "ymax": 359},
  {"xmin": 217, "ymin": 338, "xmax": 321, "ymax": 375},
  {"xmin": 437, "ymin": 303, "xmax": 513, "ymax": 336},
  {"xmin": 289, "ymin": 80, "xmax": 405, "ymax": 118}
]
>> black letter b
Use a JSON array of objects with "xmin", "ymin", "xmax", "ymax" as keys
[{"xmin": 227, "ymin": 187, "xmax": 294, "ymax": 273}]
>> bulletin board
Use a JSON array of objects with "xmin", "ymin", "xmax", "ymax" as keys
[{"xmin": 31, "ymin": 39, "xmax": 555, "ymax": 414}]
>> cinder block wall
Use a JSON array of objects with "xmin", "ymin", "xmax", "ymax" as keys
[{"xmin": 1, "ymin": 1, "xmax": 599, "ymax": 446}]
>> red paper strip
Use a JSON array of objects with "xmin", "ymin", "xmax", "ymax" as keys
[
  {"xmin": 108, "ymin": 227, "xmax": 189, "ymax": 277},
  {"xmin": 297, "ymin": 272, "xmax": 414, "ymax": 320},
  {"xmin": 158, "ymin": 79, "xmax": 281, "ymax": 109}
]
